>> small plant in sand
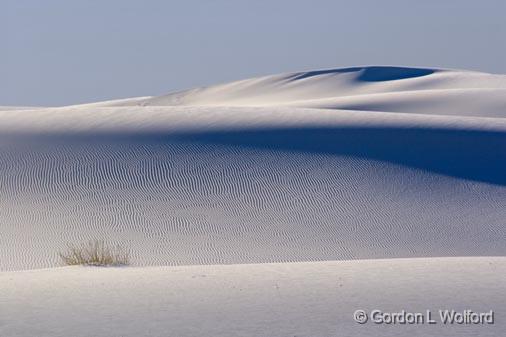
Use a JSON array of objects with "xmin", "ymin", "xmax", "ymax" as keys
[{"xmin": 58, "ymin": 240, "xmax": 130, "ymax": 266}]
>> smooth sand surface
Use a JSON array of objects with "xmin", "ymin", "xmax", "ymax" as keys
[
  {"xmin": 133, "ymin": 66, "xmax": 506, "ymax": 118},
  {"xmin": 1, "ymin": 257, "xmax": 505, "ymax": 337},
  {"xmin": 1, "ymin": 66, "xmax": 505, "ymax": 336}
]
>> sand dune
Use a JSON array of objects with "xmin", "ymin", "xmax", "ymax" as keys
[
  {"xmin": 1, "ymin": 257, "xmax": 505, "ymax": 337},
  {"xmin": 1, "ymin": 106, "xmax": 505, "ymax": 270},
  {"xmin": 1, "ymin": 66, "xmax": 506, "ymax": 271},
  {"xmin": 129, "ymin": 66, "xmax": 506, "ymax": 117},
  {"xmin": 0, "ymin": 106, "xmax": 46, "ymax": 111},
  {"xmin": 1, "ymin": 66, "xmax": 505, "ymax": 336}
]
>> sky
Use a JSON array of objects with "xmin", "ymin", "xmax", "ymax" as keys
[{"xmin": 2, "ymin": 0, "xmax": 506, "ymax": 106}]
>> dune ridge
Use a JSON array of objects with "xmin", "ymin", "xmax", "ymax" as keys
[
  {"xmin": 1, "ymin": 65, "xmax": 506, "ymax": 337},
  {"xmin": 111, "ymin": 66, "xmax": 506, "ymax": 117},
  {"xmin": 1, "ymin": 66, "xmax": 506, "ymax": 271}
]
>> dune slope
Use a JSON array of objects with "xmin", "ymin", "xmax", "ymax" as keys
[
  {"xmin": 122, "ymin": 66, "xmax": 506, "ymax": 118},
  {"xmin": 0, "ymin": 109, "xmax": 505, "ymax": 270},
  {"xmin": 1, "ymin": 66, "xmax": 506, "ymax": 271},
  {"xmin": 1, "ymin": 65, "xmax": 505, "ymax": 337},
  {"xmin": 1, "ymin": 257, "xmax": 505, "ymax": 337}
]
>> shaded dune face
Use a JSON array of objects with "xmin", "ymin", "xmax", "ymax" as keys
[
  {"xmin": 1, "ymin": 66, "xmax": 506, "ymax": 271},
  {"xmin": 286, "ymin": 66, "xmax": 436, "ymax": 82},
  {"xmin": 174, "ymin": 126, "xmax": 506, "ymax": 186},
  {"xmin": 4, "ymin": 121, "xmax": 506, "ymax": 184},
  {"xmin": 1, "ymin": 126, "xmax": 505, "ymax": 270}
]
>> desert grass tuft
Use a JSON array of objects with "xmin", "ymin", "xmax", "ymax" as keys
[{"xmin": 58, "ymin": 240, "xmax": 130, "ymax": 266}]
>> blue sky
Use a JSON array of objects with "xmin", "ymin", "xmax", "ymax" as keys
[{"xmin": 2, "ymin": 0, "xmax": 505, "ymax": 106}]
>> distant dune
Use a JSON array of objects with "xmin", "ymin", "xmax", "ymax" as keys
[
  {"xmin": 1, "ymin": 66, "xmax": 505, "ymax": 336},
  {"xmin": 123, "ymin": 66, "xmax": 506, "ymax": 117}
]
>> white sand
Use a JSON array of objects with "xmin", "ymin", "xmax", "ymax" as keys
[
  {"xmin": 1, "ymin": 257, "xmax": 505, "ymax": 337},
  {"xmin": 133, "ymin": 66, "xmax": 506, "ymax": 118},
  {"xmin": 1, "ymin": 66, "xmax": 505, "ymax": 336},
  {"xmin": 0, "ymin": 107, "xmax": 505, "ymax": 270},
  {"xmin": 0, "ymin": 106, "xmax": 46, "ymax": 111}
]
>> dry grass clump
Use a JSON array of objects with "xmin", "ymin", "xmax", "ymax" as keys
[{"xmin": 58, "ymin": 240, "xmax": 130, "ymax": 266}]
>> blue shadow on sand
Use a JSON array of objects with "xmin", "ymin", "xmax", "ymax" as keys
[
  {"xmin": 8, "ymin": 125, "xmax": 506, "ymax": 186},
  {"xmin": 169, "ymin": 126, "xmax": 505, "ymax": 186},
  {"xmin": 287, "ymin": 66, "xmax": 436, "ymax": 82}
]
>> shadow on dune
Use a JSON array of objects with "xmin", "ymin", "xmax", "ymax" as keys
[
  {"xmin": 167, "ymin": 126, "xmax": 505, "ymax": 186},
  {"xmin": 8, "ymin": 125, "xmax": 505, "ymax": 186},
  {"xmin": 288, "ymin": 66, "xmax": 436, "ymax": 82}
]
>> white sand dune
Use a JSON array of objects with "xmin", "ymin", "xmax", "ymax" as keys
[
  {"xmin": 2, "ymin": 257, "xmax": 505, "ymax": 337},
  {"xmin": 127, "ymin": 66, "xmax": 506, "ymax": 117},
  {"xmin": 0, "ymin": 106, "xmax": 505, "ymax": 270},
  {"xmin": 1, "ymin": 66, "xmax": 505, "ymax": 336},
  {"xmin": 0, "ymin": 106, "xmax": 46, "ymax": 111}
]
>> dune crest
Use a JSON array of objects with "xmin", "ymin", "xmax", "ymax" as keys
[
  {"xmin": 106, "ymin": 65, "xmax": 506, "ymax": 118},
  {"xmin": 1, "ymin": 66, "xmax": 505, "ymax": 271}
]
